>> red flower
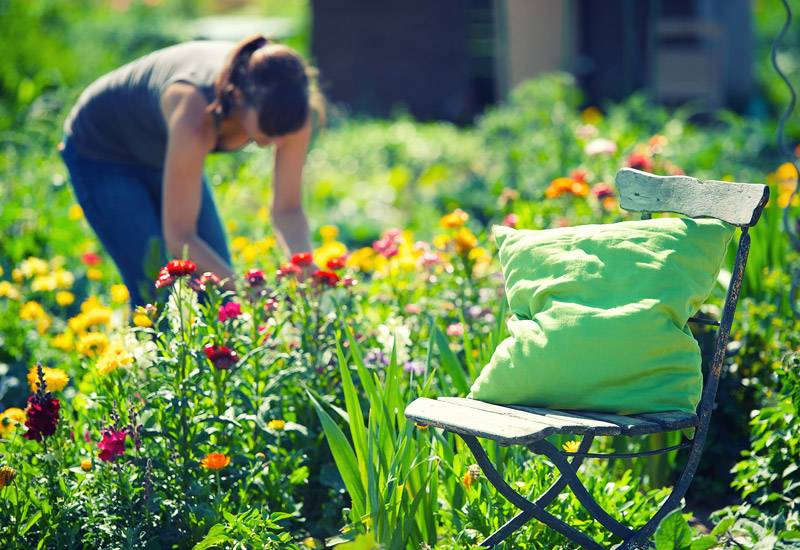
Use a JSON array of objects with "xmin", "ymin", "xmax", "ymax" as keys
[
  {"xmin": 326, "ymin": 256, "xmax": 347, "ymax": 271},
  {"xmin": 23, "ymin": 394, "xmax": 60, "ymax": 441},
  {"xmin": 277, "ymin": 263, "xmax": 302, "ymax": 279},
  {"xmin": 569, "ymin": 169, "xmax": 588, "ymax": 184},
  {"xmin": 244, "ymin": 269, "xmax": 265, "ymax": 287},
  {"xmin": 154, "ymin": 267, "xmax": 174, "ymax": 289},
  {"xmin": 81, "ymin": 252, "xmax": 101, "ymax": 266},
  {"xmin": 204, "ymin": 344, "xmax": 238, "ymax": 370},
  {"xmin": 98, "ymin": 428, "xmax": 127, "ymax": 462},
  {"xmin": 312, "ymin": 269, "xmax": 340, "ymax": 287},
  {"xmin": 291, "ymin": 252, "xmax": 313, "ymax": 267},
  {"xmin": 626, "ymin": 152, "xmax": 653, "ymax": 172},
  {"xmin": 502, "ymin": 213, "xmax": 518, "ymax": 228},
  {"xmin": 591, "ymin": 183, "xmax": 615, "ymax": 201},
  {"xmin": 199, "ymin": 272, "xmax": 222, "ymax": 286},
  {"xmin": 218, "ymin": 301, "xmax": 242, "ymax": 322},
  {"xmin": 165, "ymin": 259, "xmax": 196, "ymax": 277}
]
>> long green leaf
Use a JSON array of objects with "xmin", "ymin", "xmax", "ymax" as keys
[
  {"xmin": 336, "ymin": 339, "xmax": 369, "ymax": 487},
  {"xmin": 432, "ymin": 322, "xmax": 470, "ymax": 394}
]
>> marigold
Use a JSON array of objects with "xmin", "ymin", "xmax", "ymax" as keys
[
  {"xmin": 52, "ymin": 331, "xmax": 74, "ymax": 352},
  {"xmin": 0, "ymin": 408, "xmax": 26, "ymax": 436},
  {"xmin": 201, "ymin": 452, "xmax": 230, "ymax": 470},
  {"xmin": 462, "ymin": 464, "xmax": 481, "ymax": 489},
  {"xmin": 453, "ymin": 228, "xmax": 478, "ymax": 254},
  {"xmin": 268, "ymin": 419, "xmax": 286, "ymax": 431},
  {"xmin": 0, "ymin": 466, "xmax": 17, "ymax": 488},
  {"xmin": 87, "ymin": 268, "xmax": 103, "ymax": 281},
  {"xmin": 111, "ymin": 284, "xmax": 130, "ymax": 304},
  {"xmin": 346, "ymin": 247, "xmax": 376, "ymax": 272},
  {"xmin": 319, "ymin": 224, "xmax": 339, "ymax": 242},
  {"xmin": 440, "ymin": 208, "xmax": 469, "ymax": 229},
  {"xmin": 80, "ymin": 458, "xmax": 93, "ymax": 471},
  {"xmin": 76, "ymin": 332, "xmax": 109, "ymax": 356},
  {"xmin": 96, "ymin": 340, "xmax": 134, "ymax": 375},
  {"xmin": 56, "ymin": 291, "xmax": 75, "ymax": 307},
  {"xmin": 27, "ymin": 365, "xmax": 69, "ymax": 392}
]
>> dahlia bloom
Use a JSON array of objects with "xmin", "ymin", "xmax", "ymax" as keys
[
  {"xmin": 98, "ymin": 427, "xmax": 127, "ymax": 462},
  {"xmin": 204, "ymin": 344, "xmax": 238, "ymax": 370}
]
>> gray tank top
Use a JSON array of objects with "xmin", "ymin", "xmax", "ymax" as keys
[{"xmin": 63, "ymin": 41, "xmax": 235, "ymax": 168}]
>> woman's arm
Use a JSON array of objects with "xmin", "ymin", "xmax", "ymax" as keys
[
  {"xmin": 161, "ymin": 84, "xmax": 236, "ymax": 286},
  {"xmin": 271, "ymin": 119, "xmax": 313, "ymax": 256}
]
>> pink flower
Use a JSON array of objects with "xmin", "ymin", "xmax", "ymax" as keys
[
  {"xmin": 502, "ymin": 213, "xmax": 518, "ymax": 228},
  {"xmin": 81, "ymin": 252, "xmax": 101, "ymax": 266},
  {"xmin": 446, "ymin": 323, "xmax": 464, "ymax": 337},
  {"xmin": 576, "ymin": 124, "xmax": 598, "ymax": 140},
  {"xmin": 277, "ymin": 263, "xmax": 302, "ymax": 279},
  {"xmin": 264, "ymin": 297, "xmax": 279, "ymax": 313},
  {"xmin": 98, "ymin": 428, "xmax": 127, "ymax": 462},
  {"xmin": 341, "ymin": 276, "xmax": 357, "ymax": 287},
  {"xmin": 591, "ymin": 183, "xmax": 614, "ymax": 200},
  {"xmin": 405, "ymin": 304, "xmax": 422, "ymax": 315},
  {"xmin": 420, "ymin": 251, "xmax": 440, "ymax": 267},
  {"xmin": 626, "ymin": 151, "xmax": 653, "ymax": 172},
  {"xmin": 584, "ymin": 138, "xmax": 617, "ymax": 156},
  {"xmin": 372, "ymin": 229, "xmax": 403, "ymax": 258},
  {"xmin": 218, "ymin": 301, "xmax": 242, "ymax": 322},
  {"xmin": 244, "ymin": 269, "xmax": 265, "ymax": 287}
]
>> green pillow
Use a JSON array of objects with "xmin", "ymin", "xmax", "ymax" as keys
[{"xmin": 469, "ymin": 217, "xmax": 735, "ymax": 414}]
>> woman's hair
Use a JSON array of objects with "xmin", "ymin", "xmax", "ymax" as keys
[{"xmin": 208, "ymin": 34, "xmax": 325, "ymax": 135}]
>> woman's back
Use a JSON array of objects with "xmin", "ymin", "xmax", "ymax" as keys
[{"xmin": 64, "ymin": 40, "xmax": 234, "ymax": 168}]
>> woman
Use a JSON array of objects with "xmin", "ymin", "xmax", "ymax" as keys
[{"xmin": 60, "ymin": 35, "xmax": 323, "ymax": 306}]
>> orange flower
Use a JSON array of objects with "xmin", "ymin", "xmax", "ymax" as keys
[
  {"xmin": 462, "ymin": 464, "xmax": 481, "ymax": 490},
  {"xmin": 545, "ymin": 177, "xmax": 576, "ymax": 199},
  {"xmin": 201, "ymin": 452, "xmax": 230, "ymax": 470}
]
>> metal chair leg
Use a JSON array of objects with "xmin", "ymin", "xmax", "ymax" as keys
[
  {"xmin": 460, "ymin": 434, "xmax": 604, "ymax": 549},
  {"xmin": 481, "ymin": 435, "xmax": 595, "ymax": 547}
]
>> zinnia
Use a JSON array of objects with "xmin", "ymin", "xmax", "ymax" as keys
[
  {"xmin": 325, "ymin": 256, "xmax": 347, "ymax": 271},
  {"xmin": 204, "ymin": 344, "xmax": 238, "ymax": 370},
  {"xmin": 291, "ymin": 252, "xmax": 313, "ymax": 267},
  {"xmin": 312, "ymin": 270, "xmax": 339, "ymax": 287},
  {"xmin": 277, "ymin": 263, "xmax": 302, "ymax": 279},
  {"xmin": 244, "ymin": 269, "xmax": 265, "ymax": 287},
  {"xmin": 98, "ymin": 428, "xmax": 127, "ymax": 462},
  {"xmin": 165, "ymin": 259, "xmax": 197, "ymax": 277},
  {"xmin": 201, "ymin": 452, "xmax": 230, "ymax": 470},
  {"xmin": 218, "ymin": 301, "xmax": 242, "ymax": 322}
]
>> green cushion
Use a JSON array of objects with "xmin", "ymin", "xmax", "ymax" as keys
[{"xmin": 469, "ymin": 217, "xmax": 735, "ymax": 414}]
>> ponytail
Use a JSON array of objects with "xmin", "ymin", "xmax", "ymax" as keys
[{"xmin": 208, "ymin": 34, "xmax": 269, "ymax": 118}]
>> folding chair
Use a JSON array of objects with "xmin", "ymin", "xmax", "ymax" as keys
[{"xmin": 405, "ymin": 168, "xmax": 769, "ymax": 549}]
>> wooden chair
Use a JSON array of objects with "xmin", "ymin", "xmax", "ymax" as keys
[{"xmin": 405, "ymin": 168, "xmax": 769, "ymax": 549}]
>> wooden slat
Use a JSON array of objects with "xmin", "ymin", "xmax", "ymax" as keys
[
  {"xmin": 439, "ymin": 397, "xmax": 620, "ymax": 434},
  {"xmin": 631, "ymin": 411, "xmax": 699, "ymax": 431},
  {"xmin": 569, "ymin": 411, "xmax": 664, "ymax": 436},
  {"xmin": 405, "ymin": 398, "xmax": 559, "ymax": 445},
  {"xmin": 616, "ymin": 168, "xmax": 769, "ymax": 227}
]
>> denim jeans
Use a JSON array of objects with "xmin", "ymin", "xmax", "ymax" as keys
[{"xmin": 59, "ymin": 138, "xmax": 231, "ymax": 306}]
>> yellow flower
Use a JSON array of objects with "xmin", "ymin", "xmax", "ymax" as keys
[
  {"xmin": 0, "ymin": 408, "xmax": 26, "ymax": 436},
  {"xmin": 440, "ymin": 208, "xmax": 469, "ymax": 229},
  {"xmin": 462, "ymin": 464, "xmax": 481, "ymax": 490},
  {"xmin": 68, "ymin": 204, "xmax": 84, "ymax": 221},
  {"xmin": 432, "ymin": 234, "xmax": 450, "ymax": 250},
  {"xmin": 468, "ymin": 247, "xmax": 490, "ymax": 263},
  {"xmin": 80, "ymin": 459, "xmax": 92, "ymax": 472},
  {"xmin": 319, "ymin": 224, "xmax": 339, "ymax": 242},
  {"xmin": 0, "ymin": 281, "xmax": 20, "ymax": 300},
  {"xmin": 20, "ymin": 301, "xmax": 51, "ymax": 333},
  {"xmin": 268, "ymin": 419, "xmax": 286, "ymax": 431},
  {"xmin": 53, "ymin": 269, "xmax": 75, "ymax": 289},
  {"xmin": 19, "ymin": 257, "xmax": 49, "ymax": 278},
  {"xmin": 56, "ymin": 291, "xmax": 75, "ymax": 307},
  {"xmin": 133, "ymin": 312, "xmax": 153, "ymax": 328},
  {"xmin": 347, "ymin": 247, "xmax": 376, "ymax": 272},
  {"xmin": 255, "ymin": 236, "xmax": 275, "ymax": 254},
  {"xmin": 313, "ymin": 241, "xmax": 347, "ymax": 268},
  {"xmin": 453, "ymin": 228, "xmax": 478, "ymax": 254},
  {"xmin": 0, "ymin": 466, "xmax": 17, "ymax": 488},
  {"xmin": 111, "ymin": 284, "xmax": 130, "ymax": 304},
  {"xmin": 241, "ymin": 244, "xmax": 259, "ymax": 263},
  {"xmin": 87, "ymin": 268, "xmax": 103, "ymax": 281},
  {"xmin": 775, "ymin": 161, "xmax": 799, "ymax": 182},
  {"xmin": 257, "ymin": 207, "xmax": 269, "ymax": 222},
  {"xmin": 201, "ymin": 452, "xmax": 231, "ymax": 470},
  {"xmin": 76, "ymin": 332, "xmax": 109, "ymax": 356},
  {"xmin": 69, "ymin": 305, "xmax": 112, "ymax": 333},
  {"xmin": 562, "ymin": 440, "xmax": 581, "ymax": 453},
  {"xmin": 302, "ymin": 537, "xmax": 320, "ymax": 549},
  {"xmin": 31, "ymin": 274, "xmax": 57, "ymax": 292},
  {"xmin": 96, "ymin": 339, "xmax": 134, "ymax": 375},
  {"xmin": 80, "ymin": 296, "xmax": 103, "ymax": 313},
  {"xmin": 580, "ymin": 106, "xmax": 603, "ymax": 125},
  {"xmin": 11, "ymin": 269, "xmax": 23, "ymax": 282},
  {"xmin": 28, "ymin": 365, "xmax": 69, "ymax": 392},
  {"xmin": 231, "ymin": 236, "xmax": 250, "ymax": 252},
  {"xmin": 52, "ymin": 331, "xmax": 74, "ymax": 352}
]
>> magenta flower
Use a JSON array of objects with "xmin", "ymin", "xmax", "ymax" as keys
[
  {"xmin": 98, "ymin": 428, "xmax": 127, "ymax": 462},
  {"xmin": 218, "ymin": 301, "xmax": 242, "ymax": 322}
]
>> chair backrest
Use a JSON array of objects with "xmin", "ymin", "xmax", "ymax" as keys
[{"xmin": 614, "ymin": 168, "xmax": 769, "ymax": 421}]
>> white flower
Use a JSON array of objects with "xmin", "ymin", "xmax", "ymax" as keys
[
  {"xmin": 122, "ymin": 330, "xmax": 158, "ymax": 370},
  {"xmin": 166, "ymin": 282, "xmax": 200, "ymax": 334},
  {"xmin": 584, "ymin": 138, "xmax": 617, "ymax": 156},
  {"xmin": 376, "ymin": 316, "xmax": 412, "ymax": 365}
]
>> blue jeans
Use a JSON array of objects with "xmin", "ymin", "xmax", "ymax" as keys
[{"xmin": 59, "ymin": 139, "xmax": 231, "ymax": 307}]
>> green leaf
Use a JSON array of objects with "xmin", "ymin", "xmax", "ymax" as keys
[
  {"xmin": 192, "ymin": 524, "xmax": 230, "ymax": 550},
  {"xmin": 335, "ymin": 533, "xmax": 380, "ymax": 550},
  {"xmin": 654, "ymin": 509, "xmax": 693, "ymax": 550},
  {"xmin": 432, "ymin": 321, "xmax": 470, "ymax": 394},
  {"xmin": 689, "ymin": 535, "xmax": 717, "ymax": 550}
]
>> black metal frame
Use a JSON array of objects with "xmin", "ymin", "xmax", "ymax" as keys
[{"xmin": 452, "ymin": 224, "xmax": 759, "ymax": 548}]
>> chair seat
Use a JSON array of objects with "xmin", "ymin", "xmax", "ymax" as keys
[{"xmin": 405, "ymin": 397, "xmax": 699, "ymax": 446}]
